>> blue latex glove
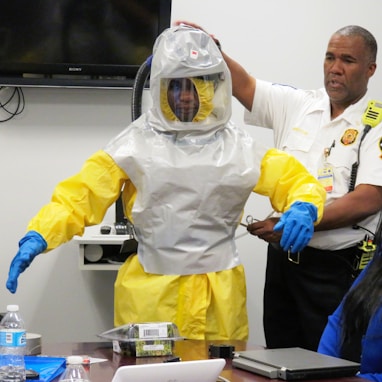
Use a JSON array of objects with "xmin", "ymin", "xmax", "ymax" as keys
[
  {"xmin": 274, "ymin": 201, "xmax": 317, "ymax": 253},
  {"xmin": 6, "ymin": 231, "xmax": 47, "ymax": 293}
]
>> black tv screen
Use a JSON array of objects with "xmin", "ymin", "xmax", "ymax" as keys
[{"xmin": 0, "ymin": 0, "xmax": 172, "ymax": 88}]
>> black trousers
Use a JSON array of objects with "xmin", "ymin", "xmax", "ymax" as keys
[{"xmin": 263, "ymin": 243, "xmax": 359, "ymax": 351}]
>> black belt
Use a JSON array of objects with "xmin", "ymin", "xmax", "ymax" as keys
[{"xmin": 270, "ymin": 243, "xmax": 362, "ymax": 270}]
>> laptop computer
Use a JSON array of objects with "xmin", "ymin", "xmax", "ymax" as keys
[
  {"xmin": 232, "ymin": 347, "xmax": 360, "ymax": 380},
  {"xmin": 111, "ymin": 358, "xmax": 226, "ymax": 382}
]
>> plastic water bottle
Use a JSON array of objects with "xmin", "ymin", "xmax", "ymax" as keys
[
  {"xmin": 59, "ymin": 356, "xmax": 90, "ymax": 382},
  {"xmin": 0, "ymin": 305, "xmax": 26, "ymax": 382}
]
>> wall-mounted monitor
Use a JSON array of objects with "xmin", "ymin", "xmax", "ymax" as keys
[{"xmin": 0, "ymin": 0, "xmax": 171, "ymax": 88}]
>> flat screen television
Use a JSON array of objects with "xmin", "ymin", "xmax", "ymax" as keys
[{"xmin": 0, "ymin": 0, "xmax": 172, "ymax": 88}]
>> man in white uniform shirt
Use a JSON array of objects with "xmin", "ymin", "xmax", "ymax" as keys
[{"xmin": 176, "ymin": 22, "xmax": 382, "ymax": 350}]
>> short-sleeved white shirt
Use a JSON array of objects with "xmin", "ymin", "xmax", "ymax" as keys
[{"xmin": 245, "ymin": 80, "xmax": 382, "ymax": 250}]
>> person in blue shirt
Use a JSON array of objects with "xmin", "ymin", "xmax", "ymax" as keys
[{"xmin": 318, "ymin": 242, "xmax": 382, "ymax": 381}]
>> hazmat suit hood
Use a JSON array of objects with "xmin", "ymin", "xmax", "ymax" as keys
[
  {"xmin": 103, "ymin": 24, "xmax": 256, "ymax": 276},
  {"xmin": 148, "ymin": 24, "xmax": 232, "ymax": 138}
]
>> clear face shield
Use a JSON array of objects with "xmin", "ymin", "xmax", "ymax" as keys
[{"xmin": 160, "ymin": 73, "xmax": 229, "ymax": 123}]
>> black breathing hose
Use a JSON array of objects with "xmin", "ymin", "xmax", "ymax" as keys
[
  {"xmin": 116, "ymin": 57, "xmax": 152, "ymax": 227},
  {"xmin": 131, "ymin": 57, "xmax": 151, "ymax": 122}
]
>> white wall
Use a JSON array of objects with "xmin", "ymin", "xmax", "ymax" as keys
[{"xmin": 0, "ymin": 0, "xmax": 381, "ymax": 346}]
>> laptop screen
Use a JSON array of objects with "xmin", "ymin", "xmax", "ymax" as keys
[{"xmin": 112, "ymin": 358, "xmax": 226, "ymax": 382}]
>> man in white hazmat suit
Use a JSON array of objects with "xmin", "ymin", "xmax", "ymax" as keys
[{"xmin": 6, "ymin": 25, "xmax": 326, "ymax": 340}]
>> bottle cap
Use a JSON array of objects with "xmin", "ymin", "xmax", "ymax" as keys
[
  {"xmin": 66, "ymin": 356, "xmax": 84, "ymax": 365},
  {"xmin": 6, "ymin": 305, "xmax": 19, "ymax": 312}
]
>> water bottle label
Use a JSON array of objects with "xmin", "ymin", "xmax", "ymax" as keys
[{"xmin": 0, "ymin": 330, "xmax": 26, "ymax": 347}]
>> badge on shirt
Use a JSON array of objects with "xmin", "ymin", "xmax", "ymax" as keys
[{"xmin": 340, "ymin": 129, "xmax": 358, "ymax": 145}]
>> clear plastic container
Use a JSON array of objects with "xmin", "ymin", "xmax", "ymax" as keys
[
  {"xmin": 0, "ymin": 305, "xmax": 26, "ymax": 382},
  {"xmin": 58, "ymin": 356, "xmax": 90, "ymax": 382},
  {"xmin": 98, "ymin": 322, "xmax": 183, "ymax": 357}
]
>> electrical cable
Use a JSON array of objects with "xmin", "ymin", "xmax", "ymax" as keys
[
  {"xmin": 348, "ymin": 126, "xmax": 370, "ymax": 192},
  {"xmin": 353, "ymin": 225, "xmax": 378, "ymax": 238},
  {"xmin": 0, "ymin": 87, "xmax": 25, "ymax": 122}
]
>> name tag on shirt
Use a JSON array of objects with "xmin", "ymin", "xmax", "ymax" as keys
[{"xmin": 318, "ymin": 165, "xmax": 333, "ymax": 193}]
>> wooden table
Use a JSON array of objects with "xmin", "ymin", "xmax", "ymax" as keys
[{"xmin": 42, "ymin": 340, "xmax": 362, "ymax": 382}]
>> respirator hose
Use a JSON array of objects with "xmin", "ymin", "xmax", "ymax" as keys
[
  {"xmin": 131, "ymin": 56, "xmax": 152, "ymax": 121},
  {"xmin": 118, "ymin": 56, "xmax": 151, "ymax": 226}
]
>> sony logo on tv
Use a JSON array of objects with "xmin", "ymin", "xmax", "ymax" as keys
[{"xmin": 68, "ymin": 67, "xmax": 83, "ymax": 72}]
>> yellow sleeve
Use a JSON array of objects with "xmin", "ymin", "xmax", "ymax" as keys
[
  {"xmin": 27, "ymin": 150, "xmax": 129, "ymax": 250},
  {"xmin": 254, "ymin": 148, "xmax": 326, "ymax": 223}
]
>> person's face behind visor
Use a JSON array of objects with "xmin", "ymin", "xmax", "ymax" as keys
[
  {"xmin": 167, "ymin": 78, "xmax": 199, "ymax": 122},
  {"xmin": 160, "ymin": 76, "xmax": 216, "ymax": 123}
]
